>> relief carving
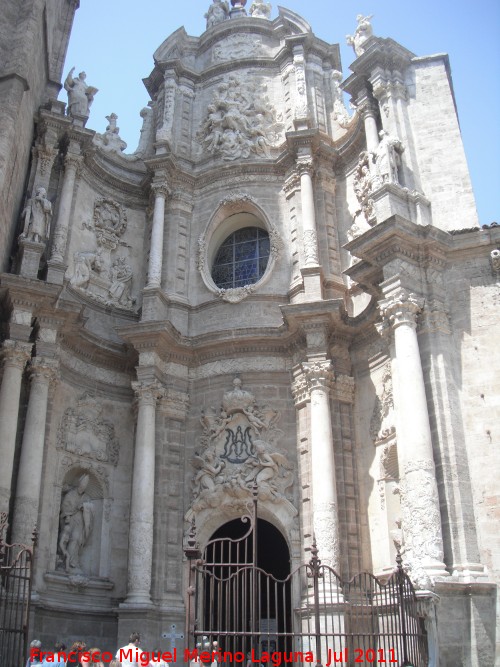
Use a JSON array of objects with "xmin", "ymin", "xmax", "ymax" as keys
[
  {"xmin": 191, "ymin": 378, "xmax": 292, "ymax": 510},
  {"xmin": 197, "ymin": 76, "xmax": 283, "ymax": 161},
  {"xmin": 57, "ymin": 394, "xmax": 119, "ymax": 465},
  {"xmin": 66, "ymin": 198, "xmax": 136, "ymax": 310},
  {"xmin": 213, "ymin": 34, "xmax": 262, "ymax": 61},
  {"xmin": 370, "ymin": 364, "xmax": 396, "ymax": 442}
]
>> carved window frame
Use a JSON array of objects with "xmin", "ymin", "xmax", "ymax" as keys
[{"xmin": 198, "ymin": 194, "xmax": 281, "ymax": 303}]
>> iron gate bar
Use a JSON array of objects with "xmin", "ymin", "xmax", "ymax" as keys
[
  {"xmin": 0, "ymin": 512, "xmax": 37, "ymax": 667},
  {"xmin": 185, "ymin": 502, "xmax": 428, "ymax": 667}
]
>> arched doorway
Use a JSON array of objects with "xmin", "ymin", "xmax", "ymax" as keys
[{"xmin": 199, "ymin": 517, "xmax": 292, "ymax": 659}]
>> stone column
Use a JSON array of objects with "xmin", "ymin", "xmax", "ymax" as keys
[
  {"xmin": 125, "ymin": 380, "xmax": 164, "ymax": 605},
  {"xmin": 12, "ymin": 357, "xmax": 59, "ymax": 545},
  {"xmin": 147, "ymin": 184, "xmax": 169, "ymax": 288},
  {"xmin": 49, "ymin": 150, "xmax": 82, "ymax": 265},
  {"xmin": 0, "ymin": 341, "xmax": 32, "ymax": 512},
  {"xmin": 302, "ymin": 360, "xmax": 341, "ymax": 571},
  {"xmin": 379, "ymin": 287, "xmax": 448, "ymax": 580},
  {"xmin": 359, "ymin": 99, "xmax": 380, "ymax": 153},
  {"xmin": 297, "ymin": 157, "xmax": 319, "ymax": 267}
]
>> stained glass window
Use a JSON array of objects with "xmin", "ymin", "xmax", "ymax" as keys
[{"xmin": 212, "ymin": 227, "xmax": 270, "ymax": 289}]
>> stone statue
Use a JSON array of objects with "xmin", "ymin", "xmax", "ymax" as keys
[
  {"xmin": 69, "ymin": 249, "xmax": 103, "ymax": 289},
  {"xmin": 374, "ymin": 129, "xmax": 404, "ymax": 185},
  {"xmin": 93, "ymin": 113, "xmax": 128, "ymax": 154},
  {"xmin": 58, "ymin": 474, "xmax": 94, "ymax": 573},
  {"xmin": 346, "ymin": 14, "xmax": 374, "ymax": 57},
  {"xmin": 205, "ymin": 0, "xmax": 229, "ymax": 28},
  {"xmin": 20, "ymin": 186, "xmax": 52, "ymax": 243},
  {"xmin": 64, "ymin": 68, "xmax": 98, "ymax": 118},
  {"xmin": 107, "ymin": 257, "xmax": 134, "ymax": 307},
  {"xmin": 249, "ymin": 0, "xmax": 271, "ymax": 19}
]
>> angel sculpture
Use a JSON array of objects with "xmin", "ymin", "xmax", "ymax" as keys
[
  {"xmin": 64, "ymin": 68, "xmax": 98, "ymax": 118},
  {"xmin": 346, "ymin": 14, "xmax": 374, "ymax": 57},
  {"xmin": 192, "ymin": 449, "xmax": 225, "ymax": 496}
]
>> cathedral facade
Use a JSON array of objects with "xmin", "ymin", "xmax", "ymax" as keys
[{"xmin": 0, "ymin": 1, "xmax": 498, "ymax": 666}]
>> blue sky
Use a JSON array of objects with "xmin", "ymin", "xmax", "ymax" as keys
[{"xmin": 64, "ymin": 0, "xmax": 499, "ymax": 225}]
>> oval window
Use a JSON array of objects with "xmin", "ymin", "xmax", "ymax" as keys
[{"xmin": 211, "ymin": 227, "xmax": 270, "ymax": 289}]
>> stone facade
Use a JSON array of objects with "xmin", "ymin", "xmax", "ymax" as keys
[{"xmin": 0, "ymin": 5, "xmax": 498, "ymax": 666}]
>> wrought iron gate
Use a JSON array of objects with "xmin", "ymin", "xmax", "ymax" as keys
[
  {"xmin": 0, "ymin": 512, "xmax": 37, "ymax": 667},
  {"xmin": 185, "ymin": 501, "xmax": 428, "ymax": 667}
]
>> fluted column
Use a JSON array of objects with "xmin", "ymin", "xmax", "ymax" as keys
[
  {"xmin": 147, "ymin": 183, "xmax": 169, "ymax": 288},
  {"xmin": 297, "ymin": 157, "xmax": 319, "ymax": 267},
  {"xmin": 379, "ymin": 287, "xmax": 448, "ymax": 580},
  {"xmin": 302, "ymin": 360, "xmax": 340, "ymax": 570},
  {"xmin": 0, "ymin": 341, "xmax": 32, "ymax": 512},
  {"xmin": 12, "ymin": 357, "xmax": 59, "ymax": 545},
  {"xmin": 50, "ymin": 151, "xmax": 82, "ymax": 263},
  {"xmin": 125, "ymin": 380, "xmax": 164, "ymax": 605}
]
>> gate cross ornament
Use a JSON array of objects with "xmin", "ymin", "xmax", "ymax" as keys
[{"xmin": 162, "ymin": 624, "xmax": 184, "ymax": 652}]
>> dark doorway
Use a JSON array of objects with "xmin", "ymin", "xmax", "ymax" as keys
[{"xmin": 201, "ymin": 518, "xmax": 292, "ymax": 660}]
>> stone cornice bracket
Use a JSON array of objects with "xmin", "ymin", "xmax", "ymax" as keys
[
  {"xmin": 379, "ymin": 287, "xmax": 424, "ymax": 330},
  {"xmin": 158, "ymin": 388, "xmax": 190, "ymax": 421}
]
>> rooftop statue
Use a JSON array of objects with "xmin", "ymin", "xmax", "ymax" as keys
[
  {"xmin": 249, "ymin": 1, "xmax": 272, "ymax": 19},
  {"xmin": 346, "ymin": 14, "xmax": 374, "ymax": 57},
  {"xmin": 205, "ymin": 0, "xmax": 229, "ymax": 28},
  {"xmin": 64, "ymin": 67, "xmax": 98, "ymax": 118}
]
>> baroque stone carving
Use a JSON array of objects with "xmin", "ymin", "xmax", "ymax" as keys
[
  {"xmin": 346, "ymin": 14, "xmax": 374, "ymax": 58},
  {"xmin": 197, "ymin": 76, "xmax": 283, "ymax": 161},
  {"xmin": 64, "ymin": 68, "xmax": 98, "ymax": 118},
  {"xmin": 57, "ymin": 473, "xmax": 94, "ymax": 573},
  {"xmin": 19, "ymin": 186, "xmax": 52, "ymax": 243},
  {"xmin": 93, "ymin": 113, "xmax": 128, "ymax": 155},
  {"xmin": 398, "ymin": 459, "xmax": 444, "ymax": 585},
  {"xmin": 57, "ymin": 394, "xmax": 119, "ymax": 465},
  {"xmin": 490, "ymin": 248, "xmax": 500, "ymax": 273},
  {"xmin": 191, "ymin": 378, "xmax": 292, "ymax": 510},
  {"xmin": 303, "ymin": 230, "xmax": 319, "ymax": 265},
  {"xmin": 249, "ymin": 1, "xmax": 271, "ymax": 18},
  {"xmin": 374, "ymin": 130, "xmax": 404, "ymax": 186},
  {"xmin": 370, "ymin": 364, "xmax": 396, "ymax": 442},
  {"xmin": 213, "ymin": 35, "xmax": 262, "ymax": 61},
  {"xmin": 331, "ymin": 70, "xmax": 351, "ymax": 128},
  {"xmin": 205, "ymin": 0, "xmax": 229, "ymax": 29},
  {"xmin": 66, "ymin": 198, "xmax": 136, "ymax": 310},
  {"xmin": 217, "ymin": 284, "xmax": 256, "ymax": 303},
  {"xmin": 379, "ymin": 289, "xmax": 424, "ymax": 329}
]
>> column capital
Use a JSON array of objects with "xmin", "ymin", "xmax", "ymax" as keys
[
  {"xmin": 64, "ymin": 153, "xmax": 84, "ymax": 173},
  {"xmin": 132, "ymin": 380, "xmax": 165, "ymax": 405},
  {"xmin": 158, "ymin": 388, "xmax": 190, "ymax": 420},
  {"xmin": 302, "ymin": 360, "xmax": 334, "ymax": 391},
  {"xmin": 29, "ymin": 357, "xmax": 60, "ymax": 385},
  {"xmin": 151, "ymin": 182, "xmax": 171, "ymax": 199},
  {"xmin": 1, "ymin": 340, "xmax": 32, "ymax": 370},
  {"xmin": 379, "ymin": 288, "xmax": 424, "ymax": 329},
  {"xmin": 332, "ymin": 374, "xmax": 355, "ymax": 403},
  {"xmin": 296, "ymin": 155, "xmax": 315, "ymax": 177}
]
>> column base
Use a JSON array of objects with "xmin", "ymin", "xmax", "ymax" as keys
[
  {"xmin": 121, "ymin": 593, "xmax": 154, "ymax": 608},
  {"xmin": 451, "ymin": 562, "xmax": 490, "ymax": 582}
]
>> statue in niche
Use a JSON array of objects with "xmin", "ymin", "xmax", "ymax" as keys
[
  {"xmin": 58, "ymin": 474, "xmax": 94, "ymax": 573},
  {"xmin": 191, "ymin": 378, "xmax": 292, "ymax": 511},
  {"xmin": 107, "ymin": 257, "xmax": 135, "ymax": 308},
  {"xmin": 198, "ymin": 76, "xmax": 283, "ymax": 161},
  {"xmin": 64, "ymin": 68, "xmax": 98, "ymax": 118},
  {"xmin": 249, "ymin": 1, "xmax": 271, "ymax": 18},
  {"xmin": 374, "ymin": 129, "xmax": 404, "ymax": 185},
  {"xmin": 19, "ymin": 186, "xmax": 52, "ymax": 243},
  {"xmin": 205, "ymin": 0, "xmax": 229, "ymax": 28},
  {"xmin": 346, "ymin": 14, "xmax": 374, "ymax": 57}
]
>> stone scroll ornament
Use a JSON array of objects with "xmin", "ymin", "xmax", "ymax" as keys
[
  {"xmin": 197, "ymin": 76, "xmax": 284, "ymax": 161},
  {"xmin": 191, "ymin": 378, "xmax": 293, "ymax": 510}
]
